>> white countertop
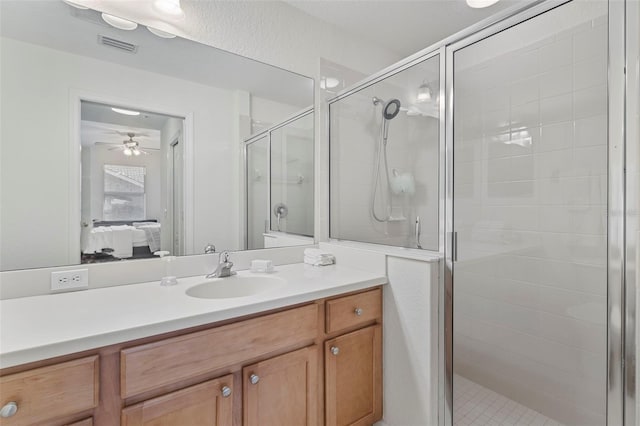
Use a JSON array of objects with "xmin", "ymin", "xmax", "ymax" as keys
[{"xmin": 0, "ymin": 263, "xmax": 387, "ymax": 369}]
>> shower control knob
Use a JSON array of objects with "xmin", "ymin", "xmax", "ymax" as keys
[
  {"xmin": 221, "ymin": 386, "xmax": 232, "ymax": 398},
  {"xmin": 330, "ymin": 346, "xmax": 340, "ymax": 356},
  {"xmin": 354, "ymin": 307, "xmax": 363, "ymax": 316},
  {"xmin": 249, "ymin": 374, "xmax": 260, "ymax": 385},
  {"xmin": 0, "ymin": 401, "xmax": 18, "ymax": 418}
]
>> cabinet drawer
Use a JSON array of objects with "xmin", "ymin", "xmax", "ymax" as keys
[
  {"xmin": 325, "ymin": 289, "xmax": 381, "ymax": 334},
  {"xmin": 121, "ymin": 304, "xmax": 318, "ymax": 398},
  {"xmin": 67, "ymin": 418, "xmax": 93, "ymax": 426},
  {"xmin": 0, "ymin": 356, "xmax": 99, "ymax": 426},
  {"xmin": 121, "ymin": 375, "xmax": 233, "ymax": 426}
]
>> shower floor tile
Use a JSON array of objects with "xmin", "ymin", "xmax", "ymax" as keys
[{"xmin": 453, "ymin": 375, "xmax": 565, "ymax": 426}]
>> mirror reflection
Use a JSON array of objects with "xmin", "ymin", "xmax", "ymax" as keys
[
  {"xmin": 80, "ymin": 101, "xmax": 185, "ymax": 263},
  {"xmin": 0, "ymin": 0, "xmax": 314, "ymax": 271},
  {"xmin": 245, "ymin": 111, "xmax": 314, "ymax": 250}
]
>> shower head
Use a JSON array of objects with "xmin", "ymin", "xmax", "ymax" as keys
[
  {"xmin": 383, "ymin": 99, "xmax": 401, "ymax": 120},
  {"xmin": 372, "ymin": 96, "xmax": 402, "ymax": 120}
]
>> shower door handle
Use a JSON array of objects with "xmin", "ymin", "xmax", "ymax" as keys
[
  {"xmin": 415, "ymin": 216, "xmax": 422, "ymax": 249},
  {"xmin": 452, "ymin": 232, "xmax": 458, "ymax": 262}
]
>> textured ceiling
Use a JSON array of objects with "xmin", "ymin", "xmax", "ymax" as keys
[
  {"xmin": 1, "ymin": 1, "xmax": 314, "ymax": 108},
  {"xmin": 285, "ymin": 0, "xmax": 525, "ymax": 57}
]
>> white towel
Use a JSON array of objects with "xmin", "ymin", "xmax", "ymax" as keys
[
  {"xmin": 111, "ymin": 225, "xmax": 133, "ymax": 258},
  {"xmin": 304, "ymin": 256, "xmax": 335, "ymax": 266},
  {"xmin": 138, "ymin": 224, "xmax": 162, "ymax": 252},
  {"xmin": 303, "ymin": 248, "xmax": 335, "ymax": 266},
  {"xmin": 83, "ymin": 226, "xmax": 113, "ymax": 254},
  {"xmin": 304, "ymin": 248, "xmax": 333, "ymax": 258}
]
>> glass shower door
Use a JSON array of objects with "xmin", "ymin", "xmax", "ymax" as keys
[
  {"xmin": 451, "ymin": 1, "xmax": 608, "ymax": 425},
  {"xmin": 246, "ymin": 135, "xmax": 269, "ymax": 250}
]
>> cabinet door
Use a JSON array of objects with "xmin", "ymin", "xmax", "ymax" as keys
[
  {"xmin": 243, "ymin": 346, "xmax": 318, "ymax": 426},
  {"xmin": 325, "ymin": 325, "xmax": 382, "ymax": 426},
  {"xmin": 121, "ymin": 375, "xmax": 233, "ymax": 426}
]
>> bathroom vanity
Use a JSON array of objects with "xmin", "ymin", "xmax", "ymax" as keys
[{"xmin": 0, "ymin": 264, "xmax": 385, "ymax": 426}]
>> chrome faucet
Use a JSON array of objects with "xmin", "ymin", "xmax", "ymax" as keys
[{"xmin": 206, "ymin": 251, "xmax": 236, "ymax": 278}]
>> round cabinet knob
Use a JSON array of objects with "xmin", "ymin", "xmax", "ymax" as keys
[
  {"xmin": 221, "ymin": 386, "xmax": 232, "ymax": 398},
  {"xmin": 354, "ymin": 307, "xmax": 363, "ymax": 316},
  {"xmin": 249, "ymin": 374, "xmax": 260, "ymax": 385},
  {"xmin": 0, "ymin": 401, "xmax": 18, "ymax": 418},
  {"xmin": 330, "ymin": 346, "xmax": 340, "ymax": 356}
]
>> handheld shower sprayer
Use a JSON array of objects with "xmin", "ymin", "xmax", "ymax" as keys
[
  {"xmin": 371, "ymin": 96, "xmax": 403, "ymax": 223},
  {"xmin": 372, "ymin": 97, "xmax": 401, "ymax": 143}
]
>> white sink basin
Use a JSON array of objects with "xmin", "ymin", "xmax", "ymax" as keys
[{"xmin": 185, "ymin": 275, "xmax": 286, "ymax": 299}]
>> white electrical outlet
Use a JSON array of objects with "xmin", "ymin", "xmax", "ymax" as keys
[{"xmin": 51, "ymin": 269, "xmax": 89, "ymax": 291}]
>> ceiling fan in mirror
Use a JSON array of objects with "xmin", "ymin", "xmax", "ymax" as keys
[{"xmin": 95, "ymin": 131, "xmax": 158, "ymax": 156}]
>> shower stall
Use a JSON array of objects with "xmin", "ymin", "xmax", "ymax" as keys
[
  {"xmin": 330, "ymin": 55, "xmax": 441, "ymax": 251},
  {"xmin": 328, "ymin": 0, "xmax": 635, "ymax": 424},
  {"xmin": 245, "ymin": 109, "xmax": 314, "ymax": 250}
]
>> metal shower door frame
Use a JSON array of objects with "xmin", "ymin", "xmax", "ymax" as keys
[
  {"xmin": 442, "ymin": 0, "xmax": 628, "ymax": 425},
  {"xmin": 243, "ymin": 107, "xmax": 314, "ymax": 249},
  {"xmin": 624, "ymin": 0, "xmax": 639, "ymax": 424}
]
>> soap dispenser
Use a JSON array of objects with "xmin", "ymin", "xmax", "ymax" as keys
[{"xmin": 155, "ymin": 251, "xmax": 178, "ymax": 286}]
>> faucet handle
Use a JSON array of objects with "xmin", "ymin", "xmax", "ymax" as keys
[
  {"xmin": 204, "ymin": 244, "xmax": 216, "ymax": 254},
  {"xmin": 219, "ymin": 251, "xmax": 231, "ymax": 263}
]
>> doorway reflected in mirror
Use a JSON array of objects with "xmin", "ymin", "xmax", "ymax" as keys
[{"xmin": 80, "ymin": 100, "xmax": 185, "ymax": 263}]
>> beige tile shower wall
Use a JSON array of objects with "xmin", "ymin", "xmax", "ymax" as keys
[{"xmin": 453, "ymin": 2, "xmax": 608, "ymax": 425}]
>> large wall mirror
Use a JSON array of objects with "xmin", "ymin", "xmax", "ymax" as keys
[{"xmin": 0, "ymin": 0, "xmax": 314, "ymax": 271}]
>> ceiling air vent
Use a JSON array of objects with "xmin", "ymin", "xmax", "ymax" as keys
[{"xmin": 97, "ymin": 35, "xmax": 138, "ymax": 54}]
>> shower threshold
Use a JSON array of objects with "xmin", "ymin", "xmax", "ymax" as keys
[{"xmin": 453, "ymin": 374, "xmax": 564, "ymax": 426}]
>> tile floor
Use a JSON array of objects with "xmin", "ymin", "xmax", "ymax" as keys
[{"xmin": 453, "ymin": 375, "xmax": 564, "ymax": 426}]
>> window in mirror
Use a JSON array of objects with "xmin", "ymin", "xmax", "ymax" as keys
[{"xmin": 103, "ymin": 165, "xmax": 146, "ymax": 221}]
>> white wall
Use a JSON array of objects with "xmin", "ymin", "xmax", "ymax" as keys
[
  {"xmin": 0, "ymin": 37, "xmax": 237, "ymax": 269},
  {"xmin": 251, "ymin": 95, "xmax": 304, "ymax": 135},
  {"xmin": 383, "ymin": 256, "xmax": 438, "ymax": 426}
]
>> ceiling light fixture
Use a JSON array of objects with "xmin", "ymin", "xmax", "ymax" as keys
[
  {"xmin": 320, "ymin": 77, "xmax": 340, "ymax": 90},
  {"xmin": 62, "ymin": 0, "xmax": 89, "ymax": 9},
  {"xmin": 147, "ymin": 26, "xmax": 177, "ymax": 39},
  {"xmin": 416, "ymin": 83, "xmax": 432, "ymax": 103},
  {"xmin": 123, "ymin": 147, "xmax": 133, "ymax": 156},
  {"xmin": 153, "ymin": 0, "xmax": 185, "ymax": 19},
  {"xmin": 112, "ymin": 107, "xmax": 141, "ymax": 116},
  {"xmin": 101, "ymin": 13, "xmax": 138, "ymax": 31},
  {"xmin": 132, "ymin": 148, "xmax": 141, "ymax": 156},
  {"xmin": 466, "ymin": 0, "xmax": 500, "ymax": 8}
]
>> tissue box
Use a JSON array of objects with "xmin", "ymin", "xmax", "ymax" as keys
[{"xmin": 251, "ymin": 259, "xmax": 274, "ymax": 273}]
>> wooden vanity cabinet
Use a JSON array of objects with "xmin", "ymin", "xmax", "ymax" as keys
[
  {"xmin": 324, "ymin": 289, "xmax": 383, "ymax": 426},
  {"xmin": 0, "ymin": 287, "xmax": 383, "ymax": 426}
]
